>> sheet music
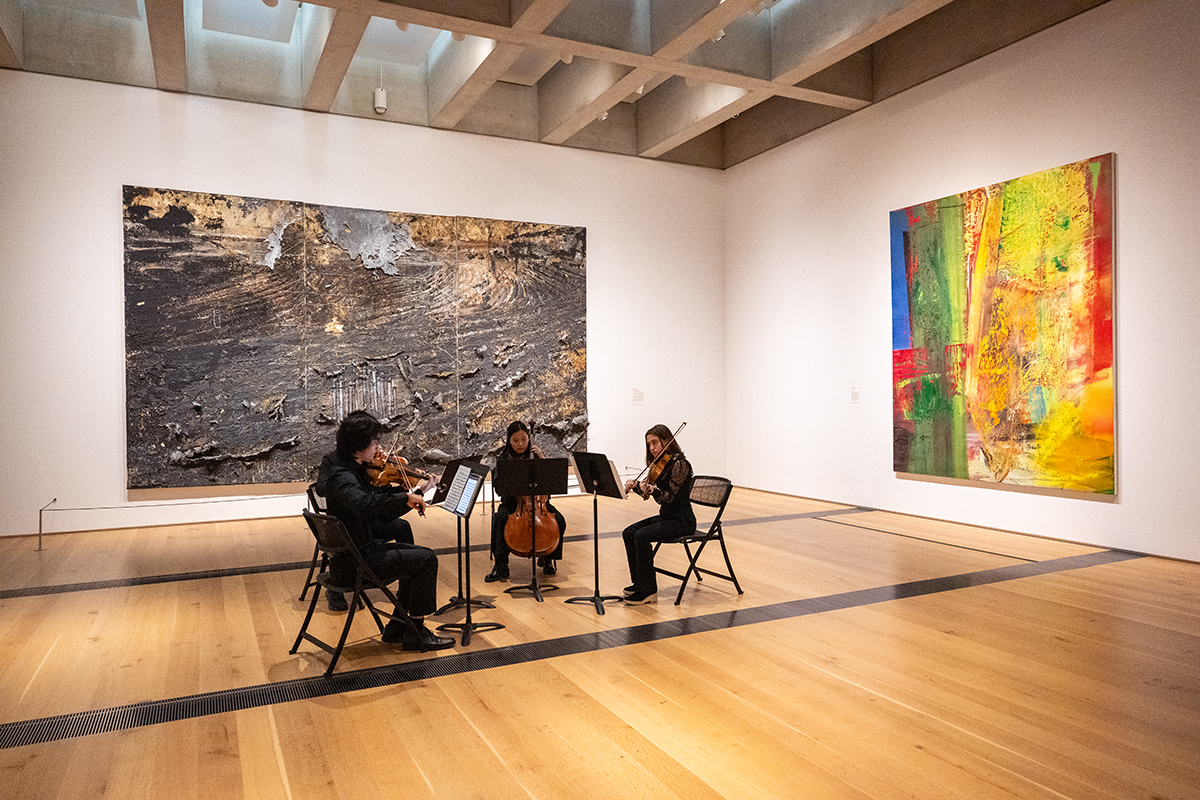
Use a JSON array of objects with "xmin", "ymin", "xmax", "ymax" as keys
[
  {"xmin": 606, "ymin": 459, "xmax": 626, "ymax": 499},
  {"xmin": 443, "ymin": 465, "xmax": 473, "ymax": 515},
  {"xmin": 455, "ymin": 474, "xmax": 480, "ymax": 516}
]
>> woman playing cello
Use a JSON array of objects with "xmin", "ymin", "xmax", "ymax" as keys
[
  {"xmin": 485, "ymin": 420, "xmax": 567, "ymax": 582},
  {"xmin": 621, "ymin": 424, "xmax": 695, "ymax": 604}
]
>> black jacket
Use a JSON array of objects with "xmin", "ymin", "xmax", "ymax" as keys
[{"xmin": 320, "ymin": 453, "xmax": 413, "ymax": 549}]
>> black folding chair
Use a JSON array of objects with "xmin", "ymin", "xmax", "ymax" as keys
[
  {"xmin": 652, "ymin": 475, "xmax": 744, "ymax": 605},
  {"xmin": 290, "ymin": 509, "xmax": 419, "ymax": 676},
  {"xmin": 297, "ymin": 484, "xmax": 326, "ymax": 601}
]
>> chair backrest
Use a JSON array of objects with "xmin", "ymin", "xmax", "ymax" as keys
[
  {"xmin": 690, "ymin": 475, "xmax": 732, "ymax": 510},
  {"xmin": 302, "ymin": 508, "xmax": 353, "ymax": 554},
  {"xmin": 306, "ymin": 483, "xmax": 327, "ymax": 513},
  {"xmin": 689, "ymin": 475, "xmax": 733, "ymax": 535}
]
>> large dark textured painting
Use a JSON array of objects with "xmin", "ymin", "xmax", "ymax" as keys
[{"xmin": 124, "ymin": 186, "xmax": 587, "ymax": 489}]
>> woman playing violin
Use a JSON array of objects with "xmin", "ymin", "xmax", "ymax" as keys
[
  {"xmin": 621, "ymin": 424, "xmax": 695, "ymax": 604},
  {"xmin": 485, "ymin": 420, "xmax": 567, "ymax": 582}
]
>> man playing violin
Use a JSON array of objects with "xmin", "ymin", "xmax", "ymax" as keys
[
  {"xmin": 315, "ymin": 411, "xmax": 430, "ymax": 611},
  {"xmin": 620, "ymin": 424, "xmax": 695, "ymax": 604},
  {"xmin": 317, "ymin": 411, "xmax": 453, "ymax": 651}
]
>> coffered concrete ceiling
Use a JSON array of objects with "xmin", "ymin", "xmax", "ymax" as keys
[{"xmin": 0, "ymin": 0, "xmax": 1110, "ymax": 169}]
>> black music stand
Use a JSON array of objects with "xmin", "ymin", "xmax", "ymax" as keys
[
  {"xmin": 565, "ymin": 452, "xmax": 626, "ymax": 614},
  {"xmin": 433, "ymin": 461, "xmax": 504, "ymax": 646},
  {"xmin": 493, "ymin": 457, "xmax": 569, "ymax": 603},
  {"xmin": 432, "ymin": 458, "xmax": 495, "ymax": 617}
]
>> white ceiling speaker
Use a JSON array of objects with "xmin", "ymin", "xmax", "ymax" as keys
[{"xmin": 374, "ymin": 88, "xmax": 387, "ymax": 114}]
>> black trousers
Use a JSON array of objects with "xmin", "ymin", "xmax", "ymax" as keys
[
  {"xmin": 330, "ymin": 541, "xmax": 439, "ymax": 617},
  {"xmin": 375, "ymin": 516, "xmax": 413, "ymax": 545},
  {"xmin": 622, "ymin": 515, "xmax": 694, "ymax": 593}
]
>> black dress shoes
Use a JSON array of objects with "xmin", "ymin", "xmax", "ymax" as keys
[
  {"xmin": 382, "ymin": 620, "xmax": 455, "ymax": 651},
  {"xmin": 381, "ymin": 619, "xmax": 408, "ymax": 643},
  {"xmin": 538, "ymin": 556, "xmax": 557, "ymax": 575},
  {"xmin": 484, "ymin": 565, "xmax": 509, "ymax": 582},
  {"xmin": 327, "ymin": 591, "xmax": 349, "ymax": 612},
  {"xmin": 402, "ymin": 624, "xmax": 455, "ymax": 652}
]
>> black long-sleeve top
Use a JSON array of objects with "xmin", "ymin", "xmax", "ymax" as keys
[{"xmin": 648, "ymin": 455, "xmax": 695, "ymax": 524}]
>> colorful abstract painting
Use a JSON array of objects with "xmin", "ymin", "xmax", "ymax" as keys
[
  {"xmin": 890, "ymin": 154, "xmax": 1114, "ymax": 494},
  {"xmin": 124, "ymin": 187, "xmax": 586, "ymax": 490}
]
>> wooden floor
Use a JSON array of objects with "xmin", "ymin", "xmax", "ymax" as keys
[{"xmin": 1, "ymin": 489, "xmax": 1198, "ymax": 799}]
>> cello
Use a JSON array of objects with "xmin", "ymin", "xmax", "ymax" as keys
[{"xmin": 502, "ymin": 427, "xmax": 561, "ymax": 558}]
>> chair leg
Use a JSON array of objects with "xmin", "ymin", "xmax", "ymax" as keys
[
  {"xmin": 290, "ymin": 584, "xmax": 322, "ymax": 654},
  {"xmin": 299, "ymin": 543, "xmax": 320, "ymax": 601},
  {"xmin": 684, "ymin": 541, "xmax": 704, "ymax": 582},
  {"xmin": 715, "ymin": 533, "xmax": 744, "ymax": 595},
  {"xmin": 325, "ymin": 588, "xmax": 362, "ymax": 677},
  {"xmin": 674, "ymin": 540, "xmax": 710, "ymax": 605},
  {"xmin": 361, "ymin": 592, "xmax": 386, "ymax": 634}
]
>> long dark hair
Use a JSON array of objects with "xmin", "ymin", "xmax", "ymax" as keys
[
  {"xmin": 644, "ymin": 423, "xmax": 684, "ymax": 465},
  {"xmin": 500, "ymin": 420, "xmax": 532, "ymax": 460}
]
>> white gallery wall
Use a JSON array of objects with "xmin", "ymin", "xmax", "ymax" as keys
[
  {"xmin": 723, "ymin": 0, "xmax": 1200, "ymax": 561},
  {"xmin": 1, "ymin": 0, "xmax": 1196, "ymax": 563},
  {"xmin": 0, "ymin": 71, "xmax": 726, "ymax": 538}
]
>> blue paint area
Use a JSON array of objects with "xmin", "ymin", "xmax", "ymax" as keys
[
  {"xmin": 890, "ymin": 209, "xmax": 912, "ymax": 351},
  {"xmin": 1028, "ymin": 385, "xmax": 1048, "ymax": 425}
]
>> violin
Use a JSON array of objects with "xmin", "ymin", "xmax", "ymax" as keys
[
  {"xmin": 365, "ymin": 450, "xmax": 431, "ymax": 488},
  {"xmin": 626, "ymin": 421, "xmax": 686, "ymax": 500},
  {"xmin": 365, "ymin": 451, "xmax": 438, "ymax": 518},
  {"xmin": 502, "ymin": 427, "xmax": 561, "ymax": 558},
  {"xmin": 647, "ymin": 453, "xmax": 672, "ymax": 483}
]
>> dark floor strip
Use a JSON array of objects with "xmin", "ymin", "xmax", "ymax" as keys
[
  {"xmin": 0, "ymin": 548, "xmax": 1142, "ymax": 750},
  {"xmin": 0, "ymin": 561, "xmax": 312, "ymax": 600},
  {"xmin": 722, "ymin": 507, "xmax": 869, "ymax": 526},
  {"xmin": 0, "ymin": 509, "xmax": 870, "ymax": 600},
  {"xmin": 818, "ymin": 516, "xmax": 1041, "ymax": 562}
]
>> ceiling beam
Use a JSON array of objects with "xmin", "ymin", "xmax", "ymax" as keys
[
  {"xmin": 536, "ymin": 0, "xmax": 800, "ymax": 151},
  {"xmin": 428, "ymin": 0, "xmax": 573, "ymax": 131},
  {"xmin": 771, "ymin": 0, "xmax": 957, "ymax": 85},
  {"xmin": 427, "ymin": 35, "xmax": 504, "ymax": 129},
  {"xmin": 617, "ymin": 0, "xmax": 944, "ymax": 161},
  {"xmin": 319, "ymin": 1, "xmax": 867, "ymax": 110},
  {"xmin": 511, "ymin": 0, "xmax": 576, "ymax": 32},
  {"xmin": 651, "ymin": 0, "xmax": 764, "ymax": 61},
  {"xmin": 302, "ymin": 9, "xmax": 371, "ymax": 112},
  {"xmin": 0, "ymin": 0, "xmax": 21, "ymax": 69},
  {"xmin": 144, "ymin": 0, "xmax": 187, "ymax": 93},
  {"xmin": 540, "ymin": 63, "xmax": 652, "ymax": 144},
  {"xmin": 637, "ymin": 80, "xmax": 763, "ymax": 159}
]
